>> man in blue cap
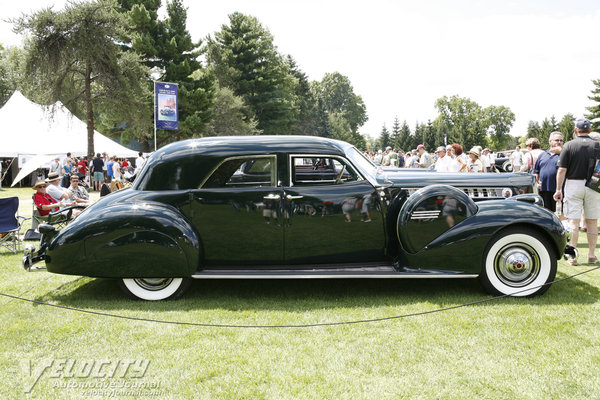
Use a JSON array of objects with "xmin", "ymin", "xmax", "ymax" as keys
[{"xmin": 554, "ymin": 118, "xmax": 600, "ymax": 265}]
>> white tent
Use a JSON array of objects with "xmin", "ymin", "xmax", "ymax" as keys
[{"xmin": 0, "ymin": 91, "xmax": 138, "ymax": 158}]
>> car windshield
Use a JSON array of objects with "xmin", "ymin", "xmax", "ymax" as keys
[{"xmin": 345, "ymin": 147, "xmax": 377, "ymax": 180}]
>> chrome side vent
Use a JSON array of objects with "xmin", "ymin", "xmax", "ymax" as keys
[{"xmin": 404, "ymin": 187, "xmax": 509, "ymax": 200}]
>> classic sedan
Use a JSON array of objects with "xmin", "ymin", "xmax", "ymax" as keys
[{"xmin": 24, "ymin": 136, "xmax": 574, "ymax": 300}]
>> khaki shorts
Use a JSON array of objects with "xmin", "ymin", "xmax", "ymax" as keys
[{"xmin": 564, "ymin": 179, "xmax": 600, "ymax": 219}]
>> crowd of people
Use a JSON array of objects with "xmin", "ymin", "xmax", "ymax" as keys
[
  {"xmin": 366, "ymin": 143, "xmax": 498, "ymax": 173},
  {"xmin": 367, "ymin": 118, "xmax": 600, "ymax": 266},
  {"xmin": 32, "ymin": 151, "xmax": 147, "ymax": 221}
]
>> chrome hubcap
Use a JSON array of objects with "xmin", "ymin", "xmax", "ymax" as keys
[
  {"xmin": 133, "ymin": 278, "xmax": 173, "ymax": 291},
  {"xmin": 494, "ymin": 244, "xmax": 540, "ymax": 287}
]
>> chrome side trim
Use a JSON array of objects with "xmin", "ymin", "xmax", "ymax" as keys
[
  {"xmin": 402, "ymin": 187, "xmax": 509, "ymax": 199},
  {"xmin": 191, "ymin": 273, "xmax": 479, "ymax": 279}
]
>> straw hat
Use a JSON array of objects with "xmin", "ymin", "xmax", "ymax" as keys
[{"xmin": 32, "ymin": 179, "xmax": 48, "ymax": 190}]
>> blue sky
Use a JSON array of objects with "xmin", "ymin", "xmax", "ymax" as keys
[{"xmin": 2, "ymin": 1, "xmax": 599, "ymax": 142}]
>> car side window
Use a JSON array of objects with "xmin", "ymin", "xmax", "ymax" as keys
[
  {"xmin": 202, "ymin": 156, "xmax": 276, "ymax": 188},
  {"xmin": 291, "ymin": 156, "xmax": 360, "ymax": 185}
]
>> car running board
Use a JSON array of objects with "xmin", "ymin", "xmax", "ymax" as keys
[{"xmin": 192, "ymin": 266, "xmax": 478, "ymax": 279}]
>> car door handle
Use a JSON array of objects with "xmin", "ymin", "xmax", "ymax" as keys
[
  {"xmin": 286, "ymin": 195, "xmax": 304, "ymax": 200},
  {"xmin": 263, "ymin": 194, "xmax": 281, "ymax": 200}
]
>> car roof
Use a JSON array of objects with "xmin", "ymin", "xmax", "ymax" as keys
[{"xmin": 154, "ymin": 136, "xmax": 352, "ymax": 160}]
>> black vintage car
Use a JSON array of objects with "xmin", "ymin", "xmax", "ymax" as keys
[{"xmin": 24, "ymin": 136, "xmax": 572, "ymax": 300}]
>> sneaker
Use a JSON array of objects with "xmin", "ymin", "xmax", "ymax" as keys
[
  {"xmin": 567, "ymin": 258, "xmax": 578, "ymax": 266},
  {"xmin": 587, "ymin": 256, "xmax": 598, "ymax": 264}
]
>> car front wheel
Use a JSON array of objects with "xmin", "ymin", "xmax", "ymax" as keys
[
  {"xmin": 119, "ymin": 278, "xmax": 191, "ymax": 301},
  {"xmin": 480, "ymin": 228, "xmax": 556, "ymax": 297}
]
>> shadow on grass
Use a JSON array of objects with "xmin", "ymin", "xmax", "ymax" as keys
[{"xmin": 33, "ymin": 268, "xmax": 600, "ymax": 314}]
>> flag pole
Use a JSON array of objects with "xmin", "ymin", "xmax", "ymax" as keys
[{"xmin": 153, "ymin": 80, "xmax": 157, "ymax": 152}]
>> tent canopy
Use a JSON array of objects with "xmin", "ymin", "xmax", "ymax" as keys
[{"xmin": 0, "ymin": 91, "xmax": 139, "ymax": 158}]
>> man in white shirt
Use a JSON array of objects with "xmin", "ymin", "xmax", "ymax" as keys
[
  {"xmin": 488, "ymin": 149, "xmax": 496, "ymax": 172},
  {"xmin": 481, "ymin": 148, "xmax": 491, "ymax": 172},
  {"xmin": 510, "ymin": 145, "xmax": 523, "ymax": 172},
  {"xmin": 46, "ymin": 172, "xmax": 72, "ymax": 202},
  {"xmin": 49, "ymin": 157, "xmax": 61, "ymax": 175},
  {"xmin": 434, "ymin": 146, "xmax": 452, "ymax": 172},
  {"xmin": 135, "ymin": 152, "xmax": 146, "ymax": 175}
]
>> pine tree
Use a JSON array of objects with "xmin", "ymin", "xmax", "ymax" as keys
[
  {"xmin": 378, "ymin": 124, "xmax": 391, "ymax": 150},
  {"xmin": 398, "ymin": 120, "xmax": 411, "ymax": 152},
  {"xmin": 117, "ymin": 0, "xmax": 215, "ymax": 149},
  {"xmin": 558, "ymin": 114, "xmax": 575, "ymax": 141},
  {"xmin": 287, "ymin": 56, "xmax": 314, "ymax": 136},
  {"xmin": 207, "ymin": 12, "xmax": 298, "ymax": 135},
  {"xmin": 585, "ymin": 78, "xmax": 600, "ymax": 131},
  {"xmin": 391, "ymin": 116, "xmax": 401, "ymax": 149}
]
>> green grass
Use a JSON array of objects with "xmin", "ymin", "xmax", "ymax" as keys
[{"xmin": 1, "ymin": 187, "xmax": 599, "ymax": 399}]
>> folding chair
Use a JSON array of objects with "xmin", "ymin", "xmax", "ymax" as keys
[
  {"xmin": 0, "ymin": 197, "xmax": 28, "ymax": 253},
  {"xmin": 31, "ymin": 195, "xmax": 70, "ymax": 231}
]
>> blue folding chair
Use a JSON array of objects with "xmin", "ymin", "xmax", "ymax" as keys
[{"xmin": 0, "ymin": 197, "xmax": 28, "ymax": 253}]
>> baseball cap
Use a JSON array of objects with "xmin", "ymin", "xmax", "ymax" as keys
[
  {"xmin": 576, "ymin": 118, "xmax": 591, "ymax": 130},
  {"xmin": 417, "ymin": 144, "xmax": 425, "ymax": 150}
]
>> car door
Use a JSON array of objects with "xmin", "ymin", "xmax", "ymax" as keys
[
  {"xmin": 189, "ymin": 155, "xmax": 284, "ymax": 267},
  {"xmin": 283, "ymin": 155, "xmax": 386, "ymax": 265}
]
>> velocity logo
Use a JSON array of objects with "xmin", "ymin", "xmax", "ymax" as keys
[{"xmin": 21, "ymin": 359, "xmax": 151, "ymax": 393}]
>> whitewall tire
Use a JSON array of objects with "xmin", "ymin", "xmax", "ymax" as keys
[
  {"xmin": 480, "ymin": 228, "xmax": 556, "ymax": 297},
  {"xmin": 119, "ymin": 278, "xmax": 191, "ymax": 301}
]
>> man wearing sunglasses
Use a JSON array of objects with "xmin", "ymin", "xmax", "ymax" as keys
[{"xmin": 534, "ymin": 131, "xmax": 563, "ymax": 212}]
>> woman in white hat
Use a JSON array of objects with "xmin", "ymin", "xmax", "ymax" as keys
[{"xmin": 467, "ymin": 147, "xmax": 484, "ymax": 173}]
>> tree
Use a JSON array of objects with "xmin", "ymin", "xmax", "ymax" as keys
[
  {"xmin": 378, "ymin": 124, "xmax": 390, "ymax": 150},
  {"xmin": 203, "ymin": 86, "xmax": 260, "ymax": 136},
  {"xmin": 0, "ymin": 44, "xmax": 12, "ymax": 107},
  {"xmin": 15, "ymin": 0, "xmax": 150, "ymax": 159},
  {"xmin": 558, "ymin": 113, "xmax": 575, "ymax": 141},
  {"xmin": 397, "ymin": 120, "xmax": 412, "ymax": 152},
  {"xmin": 434, "ymin": 95, "xmax": 514, "ymax": 151},
  {"xmin": 286, "ymin": 55, "xmax": 315, "ymax": 136},
  {"xmin": 315, "ymin": 72, "xmax": 367, "ymax": 135},
  {"xmin": 586, "ymin": 78, "xmax": 600, "ymax": 131},
  {"xmin": 118, "ymin": 0, "xmax": 215, "ymax": 149},
  {"xmin": 484, "ymin": 105, "xmax": 515, "ymax": 150},
  {"xmin": 390, "ymin": 116, "xmax": 401, "ymax": 149},
  {"xmin": 207, "ymin": 12, "xmax": 298, "ymax": 135},
  {"xmin": 526, "ymin": 121, "xmax": 541, "ymax": 139},
  {"xmin": 539, "ymin": 116, "xmax": 558, "ymax": 145},
  {"xmin": 434, "ymin": 95, "xmax": 486, "ymax": 151}
]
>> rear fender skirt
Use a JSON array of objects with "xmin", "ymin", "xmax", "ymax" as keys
[{"xmin": 46, "ymin": 202, "xmax": 201, "ymax": 278}]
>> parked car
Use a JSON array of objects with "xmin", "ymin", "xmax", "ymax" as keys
[{"xmin": 24, "ymin": 136, "xmax": 573, "ymax": 300}]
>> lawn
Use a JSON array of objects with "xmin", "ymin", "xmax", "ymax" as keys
[{"xmin": 1, "ymin": 187, "xmax": 599, "ymax": 399}]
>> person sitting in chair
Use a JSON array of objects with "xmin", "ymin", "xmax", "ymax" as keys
[
  {"xmin": 46, "ymin": 172, "xmax": 72, "ymax": 202},
  {"xmin": 67, "ymin": 175, "xmax": 90, "ymax": 207},
  {"xmin": 33, "ymin": 179, "xmax": 62, "ymax": 216}
]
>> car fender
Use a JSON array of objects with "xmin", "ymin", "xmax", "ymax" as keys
[
  {"xmin": 45, "ymin": 201, "xmax": 200, "ymax": 278},
  {"xmin": 396, "ymin": 184, "xmax": 478, "ymax": 254}
]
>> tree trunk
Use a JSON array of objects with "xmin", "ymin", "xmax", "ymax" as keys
[{"xmin": 85, "ymin": 58, "xmax": 94, "ymax": 160}]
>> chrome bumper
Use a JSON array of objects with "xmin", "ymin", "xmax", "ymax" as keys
[
  {"xmin": 563, "ymin": 244, "xmax": 578, "ymax": 261},
  {"xmin": 22, "ymin": 243, "xmax": 47, "ymax": 272}
]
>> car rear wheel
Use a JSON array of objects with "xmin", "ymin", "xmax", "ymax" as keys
[
  {"xmin": 119, "ymin": 278, "xmax": 191, "ymax": 301},
  {"xmin": 480, "ymin": 228, "xmax": 556, "ymax": 297}
]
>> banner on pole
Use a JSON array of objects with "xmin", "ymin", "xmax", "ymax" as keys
[{"xmin": 155, "ymin": 81, "xmax": 178, "ymax": 130}]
